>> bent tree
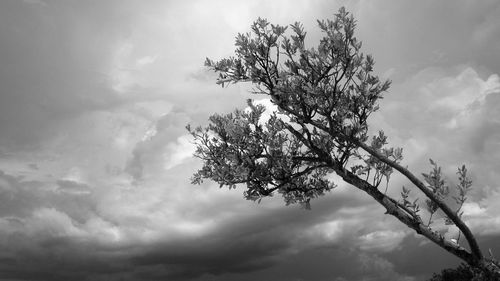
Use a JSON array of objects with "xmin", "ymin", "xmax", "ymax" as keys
[{"xmin": 188, "ymin": 7, "xmax": 500, "ymax": 278}]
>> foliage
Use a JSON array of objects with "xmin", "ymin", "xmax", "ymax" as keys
[
  {"xmin": 423, "ymin": 159, "xmax": 449, "ymax": 226},
  {"xmin": 188, "ymin": 7, "xmax": 500, "ymax": 277},
  {"xmin": 428, "ymin": 263, "xmax": 474, "ymax": 281},
  {"xmin": 429, "ymin": 263, "xmax": 500, "ymax": 281},
  {"xmin": 192, "ymin": 7, "xmax": 391, "ymax": 207}
]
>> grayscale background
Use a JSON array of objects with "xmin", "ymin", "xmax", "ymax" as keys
[{"xmin": 0, "ymin": 1, "xmax": 499, "ymax": 280}]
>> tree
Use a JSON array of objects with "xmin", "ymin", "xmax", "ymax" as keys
[{"xmin": 187, "ymin": 7, "xmax": 500, "ymax": 278}]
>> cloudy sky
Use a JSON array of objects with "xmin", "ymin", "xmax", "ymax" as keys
[{"xmin": 1, "ymin": 0, "xmax": 500, "ymax": 280}]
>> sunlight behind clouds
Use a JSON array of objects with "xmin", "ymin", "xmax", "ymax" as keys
[{"xmin": 163, "ymin": 135, "xmax": 196, "ymax": 170}]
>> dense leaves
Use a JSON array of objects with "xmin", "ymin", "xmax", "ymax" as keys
[
  {"xmin": 429, "ymin": 263, "xmax": 500, "ymax": 281},
  {"xmin": 188, "ymin": 100, "xmax": 335, "ymax": 208},
  {"xmin": 428, "ymin": 263, "xmax": 475, "ymax": 281},
  {"xmin": 193, "ymin": 8, "xmax": 391, "ymax": 206}
]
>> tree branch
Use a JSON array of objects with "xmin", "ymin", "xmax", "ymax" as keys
[
  {"xmin": 352, "ymin": 139, "xmax": 483, "ymax": 263},
  {"xmin": 333, "ymin": 164, "xmax": 476, "ymax": 265}
]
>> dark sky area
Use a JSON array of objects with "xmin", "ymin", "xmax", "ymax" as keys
[{"xmin": 1, "ymin": 0, "xmax": 500, "ymax": 280}]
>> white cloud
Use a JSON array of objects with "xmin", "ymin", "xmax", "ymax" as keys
[
  {"xmin": 136, "ymin": 55, "xmax": 158, "ymax": 67},
  {"xmin": 427, "ymin": 68, "xmax": 492, "ymax": 111},
  {"xmin": 61, "ymin": 166, "xmax": 87, "ymax": 183},
  {"xmin": 461, "ymin": 190, "xmax": 500, "ymax": 236},
  {"xmin": 308, "ymin": 220, "xmax": 345, "ymax": 243},
  {"xmin": 462, "ymin": 202, "xmax": 487, "ymax": 217},
  {"xmin": 358, "ymin": 230, "xmax": 407, "ymax": 252},
  {"xmin": 379, "ymin": 66, "xmax": 500, "ymax": 134},
  {"xmin": 163, "ymin": 135, "xmax": 196, "ymax": 170}
]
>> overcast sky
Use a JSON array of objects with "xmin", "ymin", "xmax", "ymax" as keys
[{"xmin": 1, "ymin": 1, "xmax": 500, "ymax": 280}]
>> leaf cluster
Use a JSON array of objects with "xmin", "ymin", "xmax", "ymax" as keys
[
  {"xmin": 188, "ymin": 100, "xmax": 335, "ymax": 208},
  {"xmin": 400, "ymin": 186, "xmax": 421, "ymax": 219},
  {"xmin": 352, "ymin": 131, "xmax": 403, "ymax": 188},
  {"xmin": 423, "ymin": 159, "xmax": 449, "ymax": 225},
  {"xmin": 429, "ymin": 262, "xmax": 500, "ymax": 281}
]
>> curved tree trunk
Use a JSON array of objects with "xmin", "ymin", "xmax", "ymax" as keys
[
  {"xmin": 332, "ymin": 157, "xmax": 500, "ymax": 279},
  {"xmin": 333, "ymin": 164, "xmax": 477, "ymax": 265},
  {"xmin": 352, "ymin": 139, "xmax": 484, "ymax": 263}
]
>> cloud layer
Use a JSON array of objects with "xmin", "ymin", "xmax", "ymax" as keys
[{"xmin": 1, "ymin": 1, "xmax": 500, "ymax": 280}]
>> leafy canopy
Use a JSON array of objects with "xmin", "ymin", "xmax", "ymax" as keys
[{"xmin": 188, "ymin": 8, "xmax": 396, "ymax": 208}]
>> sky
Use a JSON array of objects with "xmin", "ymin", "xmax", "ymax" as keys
[{"xmin": 0, "ymin": 0, "xmax": 500, "ymax": 280}]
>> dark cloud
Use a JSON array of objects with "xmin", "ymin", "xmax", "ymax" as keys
[
  {"xmin": 0, "ymin": 169, "xmax": 96, "ymax": 222},
  {"xmin": 185, "ymin": 245, "xmax": 417, "ymax": 281},
  {"xmin": 116, "ymin": 187, "xmax": 374, "ymax": 279},
  {"xmin": 0, "ymin": 170, "xmax": 382, "ymax": 281},
  {"xmin": 0, "ymin": 162, "xmax": 495, "ymax": 281}
]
